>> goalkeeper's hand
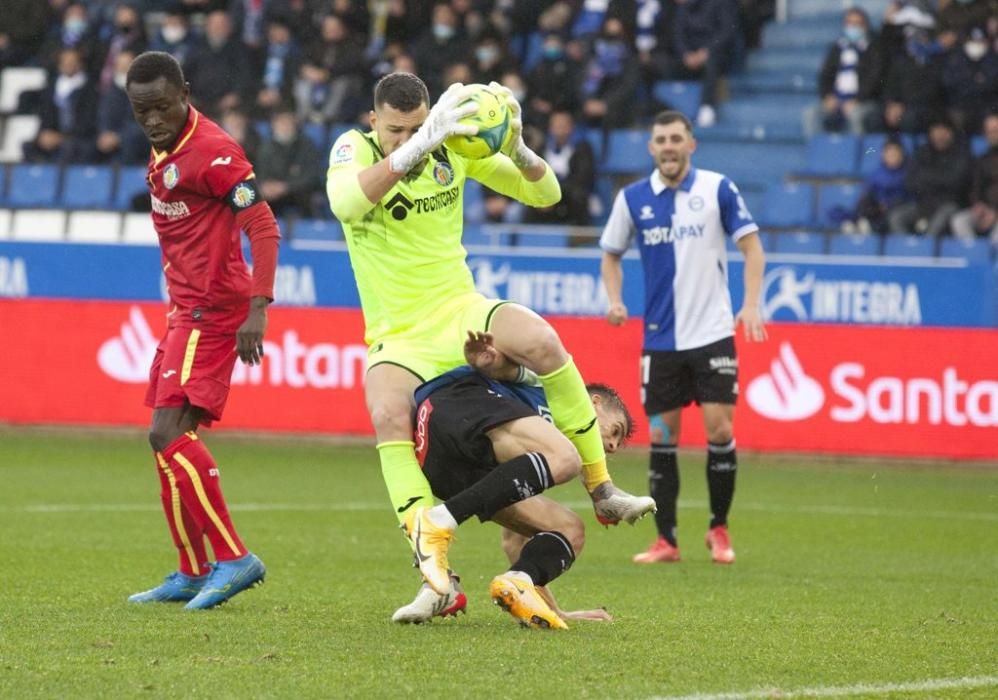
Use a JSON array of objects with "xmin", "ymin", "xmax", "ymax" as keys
[
  {"xmin": 488, "ymin": 80, "xmax": 542, "ymax": 171},
  {"xmin": 388, "ymin": 82, "xmax": 479, "ymax": 174}
]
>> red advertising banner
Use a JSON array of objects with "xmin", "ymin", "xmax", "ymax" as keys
[{"xmin": 1, "ymin": 299, "xmax": 996, "ymax": 459}]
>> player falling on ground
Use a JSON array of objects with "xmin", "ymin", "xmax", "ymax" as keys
[
  {"xmin": 124, "ymin": 52, "xmax": 279, "ymax": 609},
  {"xmin": 325, "ymin": 74, "xmax": 653, "ymax": 587},
  {"xmin": 394, "ymin": 332, "xmax": 638, "ymax": 629}
]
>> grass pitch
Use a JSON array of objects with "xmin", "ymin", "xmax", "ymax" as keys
[{"xmin": 0, "ymin": 428, "xmax": 996, "ymax": 699}]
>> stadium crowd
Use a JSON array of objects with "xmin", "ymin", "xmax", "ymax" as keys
[{"xmin": 0, "ymin": 0, "xmax": 995, "ymax": 237}]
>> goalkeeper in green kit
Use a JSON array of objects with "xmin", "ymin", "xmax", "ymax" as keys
[{"xmin": 326, "ymin": 73, "xmax": 654, "ymax": 616}]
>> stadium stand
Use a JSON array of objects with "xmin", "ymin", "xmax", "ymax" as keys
[
  {"xmin": 828, "ymin": 232, "xmax": 881, "ymax": 256},
  {"xmin": 762, "ymin": 183, "xmax": 815, "ymax": 229},
  {"xmin": 121, "ymin": 212, "xmax": 157, "ymax": 245},
  {"xmin": 7, "ymin": 164, "xmax": 59, "ymax": 208},
  {"xmin": 67, "ymin": 211, "xmax": 122, "ymax": 243},
  {"xmin": 11, "ymin": 209, "xmax": 66, "ymax": 242},
  {"xmin": 62, "ymin": 166, "xmax": 114, "ymax": 210},
  {"xmin": 772, "ymin": 230, "xmax": 826, "ymax": 255},
  {"xmin": 0, "ymin": 209, "xmax": 10, "ymax": 239},
  {"xmin": 883, "ymin": 232, "xmax": 936, "ymax": 258}
]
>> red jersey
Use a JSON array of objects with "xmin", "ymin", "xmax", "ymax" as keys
[{"xmin": 146, "ymin": 107, "xmax": 259, "ymax": 331}]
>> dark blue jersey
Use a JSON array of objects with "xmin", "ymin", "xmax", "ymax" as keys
[{"xmin": 415, "ymin": 366, "xmax": 552, "ymax": 423}]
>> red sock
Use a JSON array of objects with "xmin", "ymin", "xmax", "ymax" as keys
[
  {"xmin": 161, "ymin": 432, "xmax": 247, "ymax": 562},
  {"xmin": 154, "ymin": 452, "xmax": 209, "ymax": 577}
]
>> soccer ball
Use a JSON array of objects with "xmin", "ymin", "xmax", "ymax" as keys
[{"xmin": 445, "ymin": 84, "xmax": 511, "ymax": 160}]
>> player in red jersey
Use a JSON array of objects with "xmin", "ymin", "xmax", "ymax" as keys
[{"xmin": 124, "ymin": 52, "xmax": 280, "ymax": 610}]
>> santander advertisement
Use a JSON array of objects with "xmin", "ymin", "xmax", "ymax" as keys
[{"xmin": 1, "ymin": 299, "xmax": 995, "ymax": 459}]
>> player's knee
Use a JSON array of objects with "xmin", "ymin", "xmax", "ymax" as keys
[
  {"xmin": 369, "ymin": 402, "xmax": 413, "ymax": 441},
  {"xmin": 559, "ymin": 516, "xmax": 585, "ymax": 556},
  {"xmin": 544, "ymin": 442, "xmax": 581, "ymax": 484},
  {"xmin": 706, "ymin": 421, "xmax": 734, "ymax": 444},
  {"xmin": 517, "ymin": 324, "xmax": 567, "ymax": 373}
]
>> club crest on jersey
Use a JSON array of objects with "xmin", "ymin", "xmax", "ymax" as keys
[
  {"xmin": 432, "ymin": 160, "xmax": 454, "ymax": 186},
  {"xmin": 688, "ymin": 195, "xmax": 705, "ymax": 211},
  {"xmin": 163, "ymin": 163, "xmax": 180, "ymax": 190},
  {"xmin": 230, "ymin": 182, "xmax": 256, "ymax": 208}
]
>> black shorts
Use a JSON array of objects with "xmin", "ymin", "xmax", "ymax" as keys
[
  {"xmin": 414, "ymin": 374, "xmax": 536, "ymax": 500},
  {"xmin": 641, "ymin": 336, "xmax": 738, "ymax": 415}
]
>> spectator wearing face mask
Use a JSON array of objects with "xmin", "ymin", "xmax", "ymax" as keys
[
  {"xmin": 255, "ymin": 107, "xmax": 325, "ymax": 217},
  {"xmin": 150, "ymin": 5, "xmax": 198, "ymax": 67},
  {"xmin": 40, "ymin": 3, "xmax": 98, "ymax": 74},
  {"xmin": 94, "ymin": 4, "xmax": 146, "ymax": 92},
  {"xmin": 950, "ymin": 113, "xmax": 998, "ymax": 240},
  {"xmin": 527, "ymin": 33, "xmax": 582, "ymax": 124},
  {"xmin": 888, "ymin": 118, "xmax": 972, "ymax": 236},
  {"xmin": 410, "ymin": 2, "xmax": 470, "ymax": 98},
  {"xmin": 580, "ymin": 16, "xmax": 640, "ymax": 129},
  {"xmin": 95, "ymin": 49, "xmax": 147, "ymax": 163},
  {"xmin": 874, "ymin": 27, "xmax": 945, "ymax": 134},
  {"xmin": 804, "ymin": 7, "xmax": 883, "ymax": 137},
  {"xmin": 936, "ymin": 0, "xmax": 998, "ymax": 51},
  {"xmin": 941, "ymin": 27, "xmax": 998, "ymax": 134},
  {"xmin": 525, "ymin": 109, "xmax": 596, "ymax": 227},
  {"xmin": 24, "ymin": 47, "xmax": 98, "ymax": 163},
  {"xmin": 471, "ymin": 31, "xmax": 515, "ymax": 86}
]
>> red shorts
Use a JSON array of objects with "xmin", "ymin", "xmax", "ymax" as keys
[{"xmin": 144, "ymin": 325, "xmax": 239, "ymax": 425}]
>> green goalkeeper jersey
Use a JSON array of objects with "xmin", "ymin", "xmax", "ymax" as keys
[{"xmin": 326, "ymin": 129, "xmax": 561, "ymax": 344}]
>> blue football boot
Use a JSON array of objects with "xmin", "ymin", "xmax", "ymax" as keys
[
  {"xmin": 184, "ymin": 553, "xmax": 265, "ymax": 610},
  {"xmin": 128, "ymin": 571, "xmax": 209, "ymax": 603}
]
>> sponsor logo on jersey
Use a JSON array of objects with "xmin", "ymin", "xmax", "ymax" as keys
[
  {"xmin": 151, "ymin": 194, "xmax": 191, "ymax": 220},
  {"xmin": 163, "ymin": 163, "xmax": 180, "ymax": 189},
  {"xmin": 641, "ymin": 223, "xmax": 706, "ymax": 245},
  {"xmin": 432, "ymin": 160, "xmax": 454, "ymax": 186},
  {"xmin": 211, "ymin": 156, "xmax": 232, "ymax": 167},
  {"xmin": 230, "ymin": 182, "xmax": 256, "ymax": 208},
  {"xmin": 331, "ymin": 142, "xmax": 354, "ymax": 164},
  {"xmin": 638, "ymin": 205, "xmax": 655, "ymax": 220},
  {"xmin": 385, "ymin": 186, "xmax": 461, "ymax": 220},
  {"xmin": 386, "ymin": 192, "xmax": 414, "ymax": 220}
]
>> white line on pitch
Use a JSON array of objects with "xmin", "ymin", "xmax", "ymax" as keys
[
  {"xmin": 651, "ymin": 674, "xmax": 998, "ymax": 700},
  {"xmin": 2, "ymin": 500, "xmax": 996, "ymax": 522}
]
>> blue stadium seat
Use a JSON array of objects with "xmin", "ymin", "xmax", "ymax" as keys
[
  {"xmin": 859, "ymin": 133, "xmax": 918, "ymax": 175},
  {"xmin": 0, "ymin": 164, "xmax": 6, "ymax": 201},
  {"xmin": 463, "ymin": 179, "xmax": 485, "ymax": 225},
  {"xmin": 695, "ymin": 142, "xmax": 806, "ymax": 190},
  {"xmin": 970, "ymin": 135, "xmax": 987, "ymax": 157},
  {"xmin": 818, "ymin": 182, "xmax": 862, "ymax": 228},
  {"xmin": 114, "ymin": 165, "xmax": 148, "ymax": 210},
  {"xmin": 582, "ymin": 128, "xmax": 604, "ymax": 163},
  {"xmin": 883, "ymin": 232, "xmax": 935, "ymax": 257},
  {"xmin": 7, "ymin": 164, "xmax": 59, "ymax": 207},
  {"xmin": 828, "ymin": 232, "xmax": 880, "ymax": 256},
  {"xmin": 652, "ymin": 81, "xmax": 702, "ymax": 120},
  {"xmin": 761, "ymin": 182, "xmax": 815, "ymax": 228},
  {"xmin": 514, "ymin": 228, "xmax": 569, "ymax": 247},
  {"xmin": 772, "ymin": 231, "xmax": 826, "ymax": 254},
  {"xmin": 602, "ymin": 130, "xmax": 649, "ymax": 174},
  {"xmin": 803, "ymin": 133, "xmax": 859, "ymax": 177},
  {"xmin": 61, "ymin": 165, "xmax": 114, "ymax": 209},
  {"xmin": 463, "ymin": 224, "xmax": 510, "ymax": 247},
  {"xmin": 292, "ymin": 218, "xmax": 342, "ymax": 243},
  {"xmin": 303, "ymin": 122, "xmax": 328, "ymax": 150},
  {"xmin": 726, "ymin": 230, "xmax": 770, "ymax": 253},
  {"xmin": 938, "ymin": 236, "xmax": 993, "ymax": 264}
]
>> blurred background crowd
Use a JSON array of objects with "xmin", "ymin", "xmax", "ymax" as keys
[{"xmin": 0, "ymin": 0, "xmax": 995, "ymax": 239}]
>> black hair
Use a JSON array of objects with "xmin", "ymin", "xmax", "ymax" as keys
[
  {"xmin": 126, "ymin": 51, "xmax": 185, "ymax": 90},
  {"xmin": 653, "ymin": 109, "xmax": 693, "ymax": 134},
  {"xmin": 586, "ymin": 383, "xmax": 635, "ymax": 441},
  {"xmin": 373, "ymin": 72, "xmax": 430, "ymax": 112}
]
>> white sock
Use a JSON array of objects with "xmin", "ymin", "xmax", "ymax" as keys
[
  {"xmin": 505, "ymin": 570, "xmax": 533, "ymax": 585},
  {"xmin": 427, "ymin": 505, "xmax": 458, "ymax": 530}
]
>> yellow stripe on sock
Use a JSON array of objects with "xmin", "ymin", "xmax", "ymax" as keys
[
  {"xmin": 157, "ymin": 452, "xmax": 200, "ymax": 576},
  {"xmin": 180, "ymin": 329, "xmax": 201, "ymax": 386},
  {"xmin": 172, "ymin": 452, "xmax": 240, "ymax": 554}
]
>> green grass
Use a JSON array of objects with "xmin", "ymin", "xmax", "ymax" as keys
[{"xmin": 1, "ymin": 428, "xmax": 996, "ymax": 699}]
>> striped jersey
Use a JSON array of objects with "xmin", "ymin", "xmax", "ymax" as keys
[{"xmin": 599, "ymin": 167, "xmax": 758, "ymax": 351}]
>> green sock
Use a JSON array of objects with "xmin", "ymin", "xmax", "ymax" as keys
[
  {"xmin": 538, "ymin": 357, "xmax": 609, "ymax": 491},
  {"xmin": 377, "ymin": 441, "xmax": 433, "ymax": 528}
]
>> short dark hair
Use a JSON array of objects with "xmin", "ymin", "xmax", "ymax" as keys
[
  {"xmin": 374, "ymin": 72, "xmax": 430, "ymax": 112},
  {"xmin": 586, "ymin": 383, "xmax": 635, "ymax": 441},
  {"xmin": 126, "ymin": 51, "xmax": 185, "ymax": 90},
  {"xmin": 845, "ymin": 7, "xmax": 869, "ymax": 26},
  {"xmin": 653, "ymin": 110, "xmax": 693, "ymax": 134}
]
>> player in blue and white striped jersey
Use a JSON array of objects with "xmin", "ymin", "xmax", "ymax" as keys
[{"xmin": 599, "ymin": 110, "xmax": 767, "ymax": 566}]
